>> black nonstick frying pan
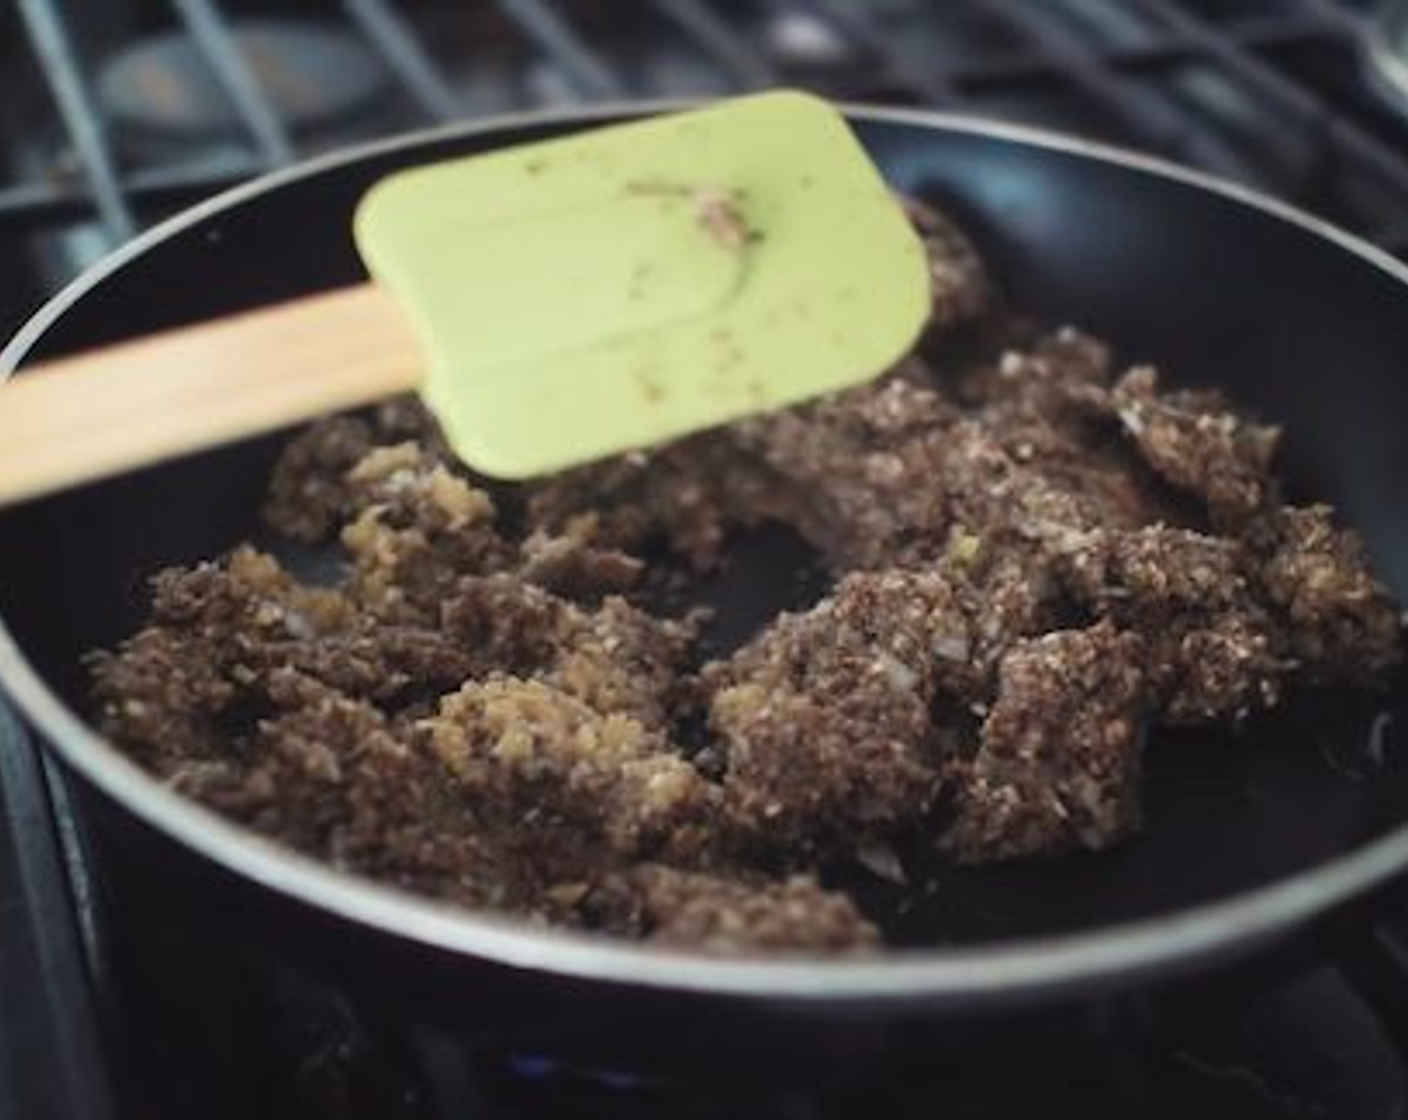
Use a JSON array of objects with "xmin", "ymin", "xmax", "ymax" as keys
[{"xmin": 2, "ymin": 104, "xmax": 1408, "ymax": 1077}]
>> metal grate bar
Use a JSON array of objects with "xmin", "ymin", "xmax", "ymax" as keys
[
  {"xmin": 1139, "ymin": 0, "xmax": 1408, "ymax": 200},
  {"xmin": 0, "ymin": 707, "xmax": 117, "ymax": 1120},
  {"xmin": 342, "ymin": 0, "xmax": 465, "ymax": 122},
  {"xmin": 0, "ymin": 160, "xmax": 256, "ymax": 231},
  {"xmin": 14, "ymin": 0, "xmax": 135, "ymax": 241},
  {"xmin": 496, "ymin": 0, "xmax": 627, "ymax": 100},
  {"xmin": 167, "ymin": 0, "xmax": 297, "ymax": 164},
  {"xmin": 651, "ymin": 0, "xmax": 781, "ymax": 89},
  {"xmin": 803, "ymin": 0, "xmax": 958, "ymax": 103},
  {"xmin": 1, "ymin": 1, "xmax": 1404, "ymax": 256},
  {"xmin": 942, "ymin": 17, "xmax": 1336, "ymax": 92},
  {"xmin": 977, "ymin": 0, "xmax": 1256, "ymax": 175},
  {"xmin": 1289, "ymin": 0, "xmax": 1372, "ymax": 38}
]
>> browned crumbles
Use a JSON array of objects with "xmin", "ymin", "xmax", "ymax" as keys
[
  {"xmin": 940, "ymin": 622, "xmax": 1149, "ymax": 863},
  {"xmin": 89, "ymin": 199, "xmax": 1402, "ymax": 955},
  {"xmin": 580, "ymin": 865, "xmax": 880, "ymax": 953},
  {"xmin": 705, "ymin": 570, "xmax": 969, "ymax": 852},
  {"xmin": 1108, "ymin": 365, "xmax": 1282, "ymax": 529},
  {"xmin": 426, "ymin": 676, "xmax": 717, "ymax": 866},
  {"xmin": 1252, "ymin": 504, "xmax": 1403, "ymax": 682}
]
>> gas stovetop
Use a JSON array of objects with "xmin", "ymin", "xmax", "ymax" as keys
[
  {"xmin": 6, "ymin": 3, "xmax": 1408, "ymax": 1118},
  {"xmin": 7, "ymin": 0, "xmax": 1408, "ymax": 317}
]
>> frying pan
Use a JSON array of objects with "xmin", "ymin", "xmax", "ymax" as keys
[{"xmin": 2, "ymin": 103, "xmax": 1408, "ymax": 1076}]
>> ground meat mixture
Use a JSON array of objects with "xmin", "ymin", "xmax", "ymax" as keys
[
  {"xmin": 705, "ymin": 569, "xmax": 971, "ymax": 852},
  {"xmin": 90, "ymin": 200, "xmax": 1403, "ymax": 955},
  {"xmin": 940, "ymin": 622, "xmax": 1149, "ymax": 863}
]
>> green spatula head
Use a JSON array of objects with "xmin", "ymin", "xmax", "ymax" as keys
[{"xmin": 354, "ymin": 90, "xmax": 930, "ymax": 478}]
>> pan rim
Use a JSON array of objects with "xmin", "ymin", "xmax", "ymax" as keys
[{"xmin": 3, "ymin": 98, "xmax": 1407, "ymax": 1005}]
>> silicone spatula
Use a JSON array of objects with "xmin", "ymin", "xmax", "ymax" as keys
[{"xmin": 0, "ymin": 91, "xmax": 929, "ymax": 506}]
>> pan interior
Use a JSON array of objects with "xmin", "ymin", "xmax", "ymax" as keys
[{"xmin": 2, "ymin": 114, "xmax": 1408, "ymax": 947}]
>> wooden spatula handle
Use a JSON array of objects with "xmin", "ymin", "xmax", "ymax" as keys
[{"xmin": 0, "ymin": 283, "xmax": 422, "ymax": 507}]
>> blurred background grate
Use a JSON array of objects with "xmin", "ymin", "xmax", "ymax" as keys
[{"xmin": 2, "ymin": 1, "xmax": 1408, "ymax": 339}]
